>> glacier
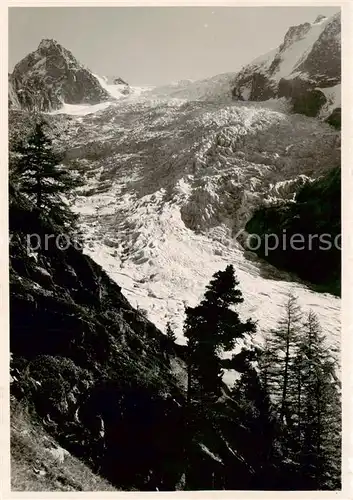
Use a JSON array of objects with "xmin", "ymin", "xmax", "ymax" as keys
[{"xmin": 46, "ymin": 82, "xmax": 340, "ymax": 381}]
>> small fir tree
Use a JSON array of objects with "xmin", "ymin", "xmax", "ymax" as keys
[{"xmin": 166, "ymin": 322, "xmax": 177, "ymax": 343}]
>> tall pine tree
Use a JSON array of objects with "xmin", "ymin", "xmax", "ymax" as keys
[
  {"xmin": 263, "ymin": 305, "xmax": 341, "ymax": 489},
  {"xmin": 265, "ymin": 293, "xmax": 302, "ymax": 426},
  {"xmin": 184, "ymin": 265, "xmax": 256, "ymax": 404},
  {"xmin": 296, "ymin": 311, "xmax": 341, "ymax": 489},
  {"xmin": 182, "ymin": 266, "xmax": 255, "ymax": 490},
  {"xmin": 12, "ymin": 120, "xmax": 82, "ymax": 232}
]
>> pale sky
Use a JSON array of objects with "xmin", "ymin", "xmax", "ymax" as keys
[{"xmin": 9, "ymin": 6, "xmax": 340, "ymax": 86}]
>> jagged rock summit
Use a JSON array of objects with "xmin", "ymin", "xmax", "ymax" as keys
[
  {"xmin": 8, "ymin": 39, "xmax": 115, "ymax": 111},
  {"xmin": 231, "ymin": 11, "xmax": 341, "ymax": 122}
]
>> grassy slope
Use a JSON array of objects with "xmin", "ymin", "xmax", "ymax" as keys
[{"xmin": 11, "ymin": 398, "xmax": 116, "ymax": 492}]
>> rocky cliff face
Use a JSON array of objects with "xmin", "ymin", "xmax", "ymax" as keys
[
  {"xmin": 231, "ymin": 12, "xmax": 341, "ymax": 123},
  {"xmin": 8, "ymin": 77, "xmax": 21, "ymax": 109},
  {"xmin": 9, "ymin": 39, "xmax": 112, "ymax": 112}
]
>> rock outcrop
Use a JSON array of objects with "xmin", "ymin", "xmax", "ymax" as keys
[
  {"xmin": 231, "ymin": 12, "xmax": 341, "ymax": 124},
  {"xmin": 9, "ymin": 39, "xmax": 112, "ymax": 112}
]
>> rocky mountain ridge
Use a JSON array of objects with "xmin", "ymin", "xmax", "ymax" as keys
[
  {"xmin": 8, "ymin": 39, "xmax": 121, "ymax": 112},
  {"xmin": 231, "ymin": 12, "xmax": 341, "ymax": 124}
]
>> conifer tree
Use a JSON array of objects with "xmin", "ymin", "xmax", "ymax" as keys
[
  {"xmin": 296, "ymin": 311, "xmax": 341, "ymax": 489},
  {"xmin": 166, "ymin": 322, "xmax": 177, "ymax": 343},
  {"xmin": 258, "ymin": 335, "xmax": 276, "ymax": 394},
  {"xmin": 184, "ymin": 265, "xmax": 256, "ymax": 404},
  {"xmin": 231, "ymin": 363, "xmax": 277, "ymax": 469},
  {"xmin": 289, "ymin": 349, "xmax": 305, "ymax": 455},
  {"xmin": 12, "ymin": 120, "xmax": 82, "ymax": 232},
  {"xmin": 265, "ymin": 293, "xmax": 302, "ymax": 425},
  {"xmin": 165, "ymin": 322, "xmax": 177, "ymax": 363}
]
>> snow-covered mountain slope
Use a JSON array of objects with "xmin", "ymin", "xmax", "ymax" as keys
[
  {"xmin": 93, "ymin": 74, "xmax": 153, "ymax": 100},
  {"xmin": 49, "ymin": 101, "xmax": 113, "ymax": 116},
  {"xmin": 93, "ymin": 74, "xmax": 131, "ymax": 99},
  {"xmin": 317, "ymin": 83, "xmax": 341, "ymax": 119},
  {"xmin": 147, "ymin": 73, "xmax": 237, "ymax": 102},
  {"xmin": 8, "ymin": 39, "xmax": 123, "ymax": 112},
  {"xmin": 147, "ymin": 80, "xmax": 194, "ymax": 97},
  {"xmin": 231, "ymin": 12, "xmax": 341, "ymax": 121},
  {"xmin": 42, "ymin": 92, "xmax": 340, "ymax": 369}
]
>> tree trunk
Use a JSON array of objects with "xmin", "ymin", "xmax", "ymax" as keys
[
  {"xmin": 36, "ymin": 174, "xmax": 42, "ymax": 208},
  {"xmin": 280, "ymin": 334, "xmax": 290, "ymax": 423},
  {"xmin": 187, "ymin": 360, "xmax": 192, "ymax": 406},
  {"xmin": 296, "ymin": 356, "xmax": 302, "ymax": 447}
]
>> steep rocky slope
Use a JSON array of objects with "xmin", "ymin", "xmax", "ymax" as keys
[
  {"xmin": 11, "ymin": 398, "xmax": 116, "ymax": 491},
  {"xmin": 9, "ymin": 185, "xmax": 184, "ymax": 490},
  {"xmin": 231, "ymin": 12, "xmax": 341, "ymax": 123},
  {"xmin": 9, "ymin": 39, "xmax": 114, "ymax": 111},
  {"xmin": 8, "ymin": 77, "xmax": 21, "ymax": 109}
]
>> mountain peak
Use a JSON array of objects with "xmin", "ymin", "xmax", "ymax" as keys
[
  {"xmin": 38, "ymin": 38, "xmax": 60, "ymax": 50},
  {"xmin": 231, "ymin": 11, "xmax": 341, "ymax": 122},
  {"xmin": 280, "ymin": 22, "xmax": 311, "ymax": 52},
  {"xmin": 37, "ymin": 38, "xmax": 74, "ymax": 61},
  {"xmin": 9, "ymin": 40, "xmax": 112, "ymax": 112},
  {"xmin": 314, "ymin": 14, "xmax": 327, "ymax": 24}
]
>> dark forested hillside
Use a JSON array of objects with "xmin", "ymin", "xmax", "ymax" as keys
[
  {"xmin": 245, "ymin": 167, "xmax": 341, "ymax": 295},
  {"xmin": 9, "ymin": 184, "xmax": 184, "ymax": 490}
]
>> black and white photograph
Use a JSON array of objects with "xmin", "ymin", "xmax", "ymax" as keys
[{"xmin": 6, "ymin": 2, "xmax": 344, "ymax": 493}]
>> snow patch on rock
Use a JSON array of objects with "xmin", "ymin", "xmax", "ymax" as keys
[{"xmin": 317, "ymin": 84, "xmax": 341, "ymax": 118}]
